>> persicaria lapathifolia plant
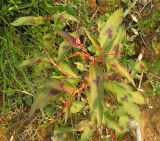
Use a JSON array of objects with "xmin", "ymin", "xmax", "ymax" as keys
[{"xmin": 11, "ymin": 9, "xmax": 145, "ymax": 141}]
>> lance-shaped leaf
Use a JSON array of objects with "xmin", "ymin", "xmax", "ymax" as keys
[
  {"xmin": 53, "ymin": 11, "xmax": 79, "ymax": 22},
  {"xmin": 59, "ymin": 61, "xmax": 78, "ymax": 78},
  {"xmin": 84, "ymin": 28, "xmax": 102, "ymax": 53},
  {"xmin": 103, "ymin": 113, "xmax": 123, "ymax": 133},
  {"xmin": 98, "ymin": 9, "xmax": 124, "ymax": 49},
  {"xmin": 131, "ymin": 60, "xmax": 146, "ymax": 77},
  {"xmin": 103, "ymin": 80, "xmax": 129, "ymax": 103},
  {"xmin": 104, "ymin": 80, "xmax": 145, "ymax": 104},
  {"xmin": 40, "ymin": 79, "xmax": 77, "ymax": 94},
  {"xmin": 116, "ymin": 82, "xmax": 145, "ymax": 104},
  {"xmin": 30, "ymin": 93, "xmax": 55, "ymax": 116},
  {"xmin": 58, "ymin": 31, "xmax": 80, "ymax": 48},
  {"xmin": 119, "ymin": 116, "xmax": 129, "ymax": 132},
  {"xmin": 107, "ymin": 60, "xmax": 135, "ymax": 87},
  {"xmin": 129, "ymin": 91, "xmax": 145, "ymax": 104},
  {"xmin": 108, "ymin": 26, "xmax": 126, "ymax": 55},
  {"xmin": 123, "ymin": 102, "xmax": 141, "ymax": 123},
  {"xmin": 57, "ymin": 41, "xmax": 71, "ymax": 62},
  {"xmin": 115, "ymin": 102, "xmax": 141, "ymax": 123},
  {"xmin": 11, "ymin": 16, "xmax": 44, "ymax": 26},
  {"xmin": 88, "ymin": 64, "xmax": 104, "ymax": 125},
  {"xmin": 75, "ymin": 120, "xmax": 90, "ymax": 131},
  {"xmin": 74, "ymin": 62, "xmax": 87, "ymax": 72},
  {"xmin": 97, "ymin": 15, "xmax": 105, "ymax": 33},
  {"xmin": 80, "ymin": 120, "xmax": 96, "ymax": 141},
  {"xmin": 43, "ymin": 34, "xmax": 54, "ymax": 50},
  {"xmin": 18, "ymin": 56, "xmax": 47, "ymax": 68},
  {"xmin": 54, "ymin": 127, "xmax": 76, "ymax": 141}
]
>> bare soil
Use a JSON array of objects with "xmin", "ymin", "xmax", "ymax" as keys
[{"xmin": 141, "ymin": 96, "xmax": 160, "ymax": 141}]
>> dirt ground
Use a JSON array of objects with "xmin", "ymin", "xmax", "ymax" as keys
[
  {"xmin": 1, "ymin": 96, "xmax": 160, "ymax": 141},
  {"xmin": 141, "ymin": 96, "xmax": 160, "ymax": 141}
]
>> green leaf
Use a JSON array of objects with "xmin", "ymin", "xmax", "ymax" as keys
[
  {"xmin": 107, "ymin": 60, "xmax": 135, "ymax": 87},
  {"xmin": 43, "ymin": 34, "xmax": 54, "ymax": 50},
  {"xmin": 129, "ymin": 91, "xmax": 145, "ymax": 104},
  {"xmin": 54, "ymin": 127, "xmax": 76, "ymax": 134},
  {"xmin": 74, "ymin": 62, "xmax": 87, "ymax": 72},
  {"xmin": 98, "ymin": 9, "xmax": 124, "ymax": 49},
  {"xmin": 59, "ymin": 61, "xmax": 78, "ymax": 78},
  {"xmin": 18, "ymin": 57, "xmax": 47, "ymax": 68},
  {"xmin": 53, "ymin": 11, "xmax": 79, "ymax": 22},
  {"xmin": 54, "ymin": 127, "xmax": 76, "ymax": 141},
  {"xmin": 97, "ymin": 15, "xmax": 105, "ymax": 33},
  {"xmin": 119, "ymin": 116, "xmax": 129, "ymax": 132},
  {"xmin": 84, "ymin": 28, "xmax": 102, "ymax": 53},
  {"xmin": 103, "ymin": 113, "xmax": 122, "ymax": 133},
  {"xmin": 131, "ymin": 60, "xmax": 146, "ymax": 77},
  {"xmin": 57, "ymin": 41, "xmax": 71, "ymax": 62},
  {"xmin": 115, "ymin": 105, "xmax": 127, "ymax": 117},
  {"xmin": 70, "ymin": 101, "xmax": 84, "ymax": 113},
  {"xmin": 80, "ymin": 120, "xmax": 96, "ymax": 141},
  {"xmin": 75, "ymin": 120, "xmax": 90, "ymax": 131},
  {"xmin": 40, "ymin": 79, "xmax": 77, "ymax": 94},
  {"xmin": 103, "ymin": 80, "xmax": 129, "ymax": 103},
  {"xmin": 104, "ymin": 80, "xmax": 145, "ymax": 104},
  {"xmin": 88, "ymin": 64, "xmax": 104, "ymax": 125},
  {"xmin": 51, "ymin": 75, "xmax": 81, "ymax": 85},
  {"xmin": 11, "ymin": 16, "xmax": 44, "ymax": 26},
  {"xmin": 30, "ymin": 93, "xmax": 52, "ymax": 116},
  {"xmin": 44, "ymin": 105, "xmax": 54, "ymax": 117},
  {"xmin": 108, "ymin": 27, "xmax": 126, "ymax": 55},
  {"xmin": 123, "ymin": 102, "xmax": 141, "ymax": 123}
]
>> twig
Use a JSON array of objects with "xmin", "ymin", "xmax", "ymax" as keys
[
  {"xmin": 90, "ymin": 7, "xmax": 99, "ymax": 21},
  {"xmin": 139, "ymin": 0, "xmax": 152, "ymax": 13},
  {"xmin": 136, "ymin": 126, "xmax": 142, "ymax": 141},
  {"xmin": 138, "ymin": 71, "xmax": 144, "ymax": 90},
  {"xmin": 46, "ymin": 52, "xmax": 76, "ymax": 78},
  {"xmin": 140, "ymin": 35, "xmax": 147, "ymax": 48},
  {"xmin": 9, "ymin": 135, "xmax": 14, "ymax": 141},
  {"xmin": 0, "ymin": 134, "xmax": 8, "ymax": 141},
  {"xmin": 148, "ymin": 73, "xmax": 160, "ymax": 80}
]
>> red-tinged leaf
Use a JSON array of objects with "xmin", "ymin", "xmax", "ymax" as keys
[
  {"xmin": 58, "ymin": 31, "xmax": 80, "ymax": 48},
  {"xmin": 88, "ymin": 64, "xmax": 104, "ymax": 125},
  {"xmin": 107, "ymin": 60, "xmax": 135, "ymax": 87}
]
